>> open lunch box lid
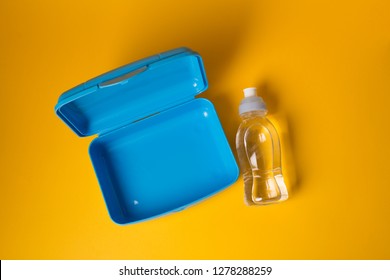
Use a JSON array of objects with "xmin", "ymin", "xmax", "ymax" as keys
[{"xmin": 55, "ymin": 47, "xmax": 239, "ymax": 225}]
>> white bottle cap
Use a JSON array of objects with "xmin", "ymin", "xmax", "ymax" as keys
[
  {"xmin": 239, "ymin": 87, "xmax": 267, "ymax": 115},
  {"xmin": 243, "ymin": 87, "xmax": 257, "ymax": 98}
]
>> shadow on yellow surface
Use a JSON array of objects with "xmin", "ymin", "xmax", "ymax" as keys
[{"xmin": 258, "ymin": 82, "xmax": 302, "ymax": 196}]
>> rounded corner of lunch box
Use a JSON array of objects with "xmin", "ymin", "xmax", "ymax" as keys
[
  {"xmin": 55, "ymin": 103, "xmax": 85, "ymax": 137},
  {"xmin": 88, "ymin": 136, "xmax": 100, "ymax": 151},
  {"xmin": 195, "ymin": 57, "xmax": 208, "ymax": 90},
  {"xmin": 231, "ymin": 162, "xmax": 240, "ymax": 185},
  {"xmin": 196, "ymin": 97, "xmax": 213, "ymax": 107},
  {"xmin": 107, "ymin": 212, "xmax": 130, "ymax": 226}
]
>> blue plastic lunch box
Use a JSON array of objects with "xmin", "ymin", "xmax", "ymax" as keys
[{"xmin": 55, "ymin": 47, "xmax": 239, "ymax": 225}]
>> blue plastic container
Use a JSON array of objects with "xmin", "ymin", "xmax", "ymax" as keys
[{"xmin": 55, "ymin": 47, "xmax": 239, "ymax": 225}]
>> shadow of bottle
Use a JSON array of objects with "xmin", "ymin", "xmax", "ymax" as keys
[
  {"xmin": 257, "ymin": 82, "xmax": 302, "ymax": 196},
  {"xmin": 119, "ymin": 0, "xmax": 256, "ymax": 86}
]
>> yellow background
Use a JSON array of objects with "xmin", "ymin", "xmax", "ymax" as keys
[{"xmin": 1, "ymin": 0, "xmax": 390, "ymax": 259}]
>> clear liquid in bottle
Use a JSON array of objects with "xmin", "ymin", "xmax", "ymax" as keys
[{"xmin": 236, "ymin": 87, "xmax": 288, "ymax": 205}]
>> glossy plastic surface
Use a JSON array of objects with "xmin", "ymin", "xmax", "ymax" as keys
[
  {"xmin": 55, "ymin": 48, "xmax": 238, "ymax": 225},
  {"xmin": 55, "ymin": 48, "xmax": 207, "ymax": 136},
  {"xmin": 89, "ymin": 98, "xmax": 238, "ymax": 224}
]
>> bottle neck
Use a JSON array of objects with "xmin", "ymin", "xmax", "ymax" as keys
[{"xmin": 240, "ymin": 110, "xmax": 267, "ymax": 119}]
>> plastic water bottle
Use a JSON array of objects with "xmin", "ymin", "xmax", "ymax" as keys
[{"xmin": 236, "ymin": 87, "xmax": 288, "ymax": 205}]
